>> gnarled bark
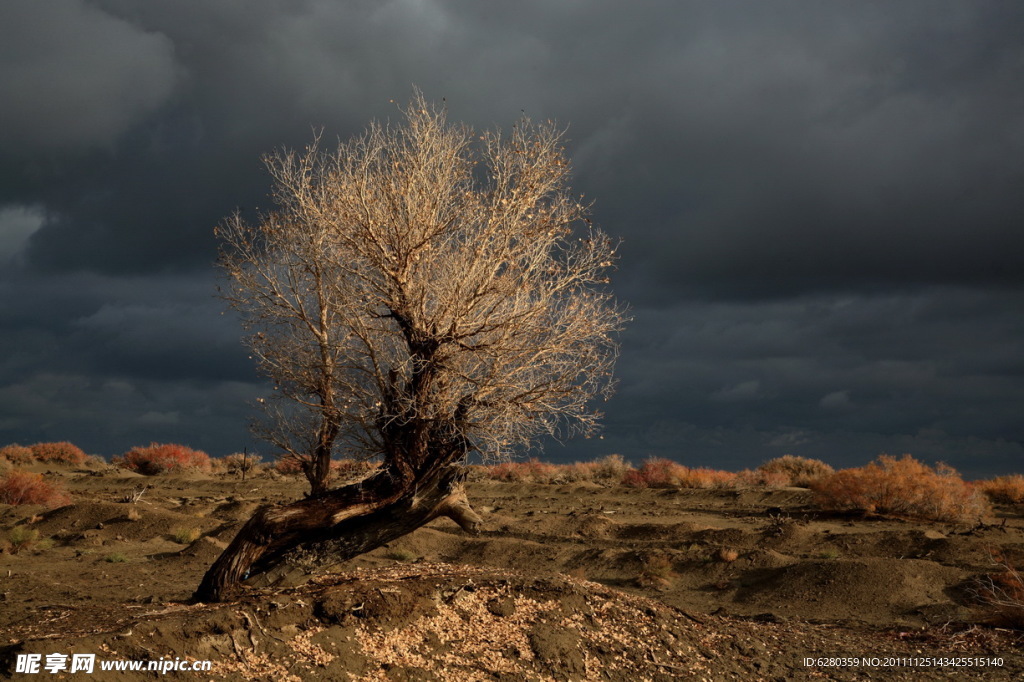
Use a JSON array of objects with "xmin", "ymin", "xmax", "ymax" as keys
[{"xmin": 193, "ymin": 464, "xmax": 479, "ymax": 603}]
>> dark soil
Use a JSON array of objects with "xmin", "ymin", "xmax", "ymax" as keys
[{"xmin": 1, "ymin": 466, "xmax": 1022, "ymax": 680}]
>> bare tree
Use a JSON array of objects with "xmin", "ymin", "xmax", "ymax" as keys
[{"xmin": 195, "ymin": 92, "xmax": 626, "ymax": 602}]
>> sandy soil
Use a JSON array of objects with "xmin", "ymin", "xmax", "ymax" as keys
[{"xmin": 1, "ymin": 465, "xmax": 1022, "ymax": 680}]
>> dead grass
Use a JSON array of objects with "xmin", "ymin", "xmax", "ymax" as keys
[
  {"xmin": 811, "ymin": 454, "xmax": 991, "ymax": 524},
  {"xmin": 171, "ymin": 526, "xmax": 202, "ymax": 544},
  {"xmin": 3, "ymin": 526, "xmax": 41, "ymax": 554}
]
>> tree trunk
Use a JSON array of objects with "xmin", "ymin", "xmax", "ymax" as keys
[{"xmin": 193, "ymin": 463, "xmax": 480, "ymax": 603}]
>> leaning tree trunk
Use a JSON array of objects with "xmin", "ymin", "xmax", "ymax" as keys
[{"xmin": 193, "ymin": 463, "xmax": 481, "ymax": 603}]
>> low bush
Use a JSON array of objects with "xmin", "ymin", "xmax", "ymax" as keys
[
  {"xmin": 736, "ymin": 468, "xmax": 792, "ymax": 488},
  {"xmin": 217, "ymin": 452, "xmax": 264, "ymax": 477},
  {"xmin": 171, "ymin": 527, "xmax": 201, "ymax": 544},
  {"xmin": 330, "ymin": 458, "xmax": 378, "ymax": 481},
  {"xmin": 972, "ymin": 552, "xmax": 1024, "ymax": 629},
  {"xmin": 622, "ymin": 458, "xmax": 688, "ymax": 488},
  {"xmin": 274, "ymin": 455, "xmax": 306, "ymax": 476},
  {"xmin": 487, "ymin": 458, "xmax": 562, "ymax": 484},
  {"xmin": 384, "ymin": 548, "xmax": 418, "ymax": 562},
  {"xmin": 636, "ymin": 551, "xmax": 676, "ymax": 589},
  {"xmin": 810, "ymin": 454, "xmax": 990, "ymax": 524},
  {"xmin": 0, "ymin": 469, "xmax": 71, "ymax": 507},
  {"xmin": 4, "ymin": 526, "xmax": 42, "ymax": 554},
  {"xmin": 978, "ymin": 475, "xmax": 1024, "ymax": 504},
  {"xmin": 114, "ymin": 443, "xmax": 211, "ymax": 475},
  {"xmin": 0, "ymin": 444, "xmax": 34, "ymax": 465},
  {"xmin": 757, "ymin": 455, "xmax": 834, "ymax": 487},
  {"xmin": 591, "ymin": 454, "xmax": 632, "ymax": 484},
  {"xmin": 272, "ymin": 455, "xmax": 378, "ymax": 482},
  {"xmin": 676, "ymin": 467, "xmax": 737, "ymax": 489},
  {"xmin": 29, "ymin": 441, "xmax": 88, "ymax": 466}
]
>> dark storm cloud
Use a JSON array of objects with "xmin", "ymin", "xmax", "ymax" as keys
[
  {"xmin": 1, "ymin": 1, "xmax": 1022, "ymax": 473},
  {"xmin": 0, "ymin": 269, "xmax": 261, "ymax": 455},
  {"xmin": 5, "ymin": 0, "xmax": 1023, "ymax": 289},
  {"xmin": 0, "ymin": 0, "xmax": 177, "ymax": 154},
  {"xmin": 591, "ymin": 288, "xmax": 1024, "ymax": 476}
]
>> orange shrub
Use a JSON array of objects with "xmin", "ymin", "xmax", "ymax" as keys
[
  {"xmin": 0, "ymin": 469, "xmax": 70, "ymax": 507},
  {"xmin": 978, "ymin": 475, "xmax": 1024, "ymax": 504},
  {"xmin": 622, "ymin": 458, "xmax": 688, "ymax": 488},
  {"xmin": 0, "ymin": 444, "xmax": 34, "ymax": 465},
  {"xmin": 757, "ymin": 455, "xmax": 834, "ymax": 487},
  {"xmin": 811, "ymin": 454, "xmax": 991, "ymax": 524},
  {"xmin": 274, "ymin": 455, "xmax": 306, "ymax": 476},
  {"xmin": 29, "ymin": 441, "xmax": 87, "ymax": 466},
  {"xmin": 487, "ymin": 458, "xmax": 562, "ymax": 484},
  {"xmin": 676, "ymin": 467, "xmax": 737, "ymax": 489},
  {"xmin": 736, "ymin": 468, "xmax": 793, "ymax": 488},
  {"xmin": 114, "ymin": 443, "xmax": 211, "ymax": 475}
]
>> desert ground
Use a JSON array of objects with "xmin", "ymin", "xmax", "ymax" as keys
[{"xmin": 1, "ymin": 462, "xmax": 1022, "ymax": 681}]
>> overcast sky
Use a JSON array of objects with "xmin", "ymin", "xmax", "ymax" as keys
[{"xmin": 1, "ymin": 1, "xmax": 1022, "ymax": 477}]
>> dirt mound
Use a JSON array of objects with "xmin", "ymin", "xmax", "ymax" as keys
[
  {"xmin": 25, "ymin": 501, "xmax": 219, "ymax": 546},
  {"xmin": 735, "ymin": 557, "xmax": 969, "ymax": 625},
  {"xmin": 0, "ymin": 565, "xmax": 761, "ymax": 681}
]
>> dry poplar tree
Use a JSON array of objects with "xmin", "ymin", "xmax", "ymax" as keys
[{"xmin": 195, "ymin": 92, "xmax": 626, "ymax": 602}]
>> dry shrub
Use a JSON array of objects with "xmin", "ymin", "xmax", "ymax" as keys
[
  {"xmin": 676, "ymin": 467, "xmax": 737, "ymax": 489},
  {"xmin": 811, "ymin": 454, "xmax": 991, "ymax": 524},
  {"xmin": 757, "ymin": 455, "xmax": 834, "ymax": 487},
  {"xmin": 219, "ymin": 452, "xmax": 264, "ymax": 477},
  {"xmin": 171, "ymin": 527, "xmax": 201, "ymax": 544},
  {"xmin": 4, "ymin": 526, "xmax": 41, "ymax": 554},
  {"xmin": 484, "ymin": 455, "xmax": 634, "ymax": 485},
  {"xmin": 272, "ymin": 455, "xmax": 376, "ymax": 481},
  {"xmin": 0, "ymin": 444, "xmax": 34, "ymax": 465},
  {"xmin": 29, "ymin": 441, "xmax": 88, "ymax": 466},
  {"xmin": 978, "ymin": 475, "xmax": 1024, "ymax": 504},
  {"xmin": 114, "ymin": 443, "xmax": 211, "ymax": 475},
  {"xmin": 716, "ymin": 547, "xmax": 740, "ymax": 563},
  {"xmin": 560, "ymin": 461, "xmax": 599, "ymax": 482},
  {"xmin": 330, "ymin": 458, "xmax": 378, "ymax": 482},
  {"xmin": 274, "ymin": 455, "xmax": 306, "ymax": 476},
  {"xmin": 972, "ymin": 552, "xmax": 1024, "ymax": 629},
  {"xmin": 0, "ymin": 469, "xmax": 71, "ymax": 507},
  {"xmin": 622, "ymin": 458, "xmax": 688, "ymax": 488},
  {"xmin": 487, "ymin": 458, "xmax": 562, "ymax": 484},
  {"xmin": 737, "ymin": 468, "xmax": 796, "ymax": 488},
  {"xmin": 591, "ymin": 454, "xmax": 632, "ymax": 484},
  {"xmin": 636, "ymin": 552, "xmax": 676, "ymax": 589}
]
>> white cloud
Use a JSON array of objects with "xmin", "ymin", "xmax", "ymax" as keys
[
  {"xmin": 819, "ymin": 390, "xmax": 853, "ymax": 410},
  {"xmin": 0, "ymin": 206, "xmax": 44, "ymax": 261}
]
